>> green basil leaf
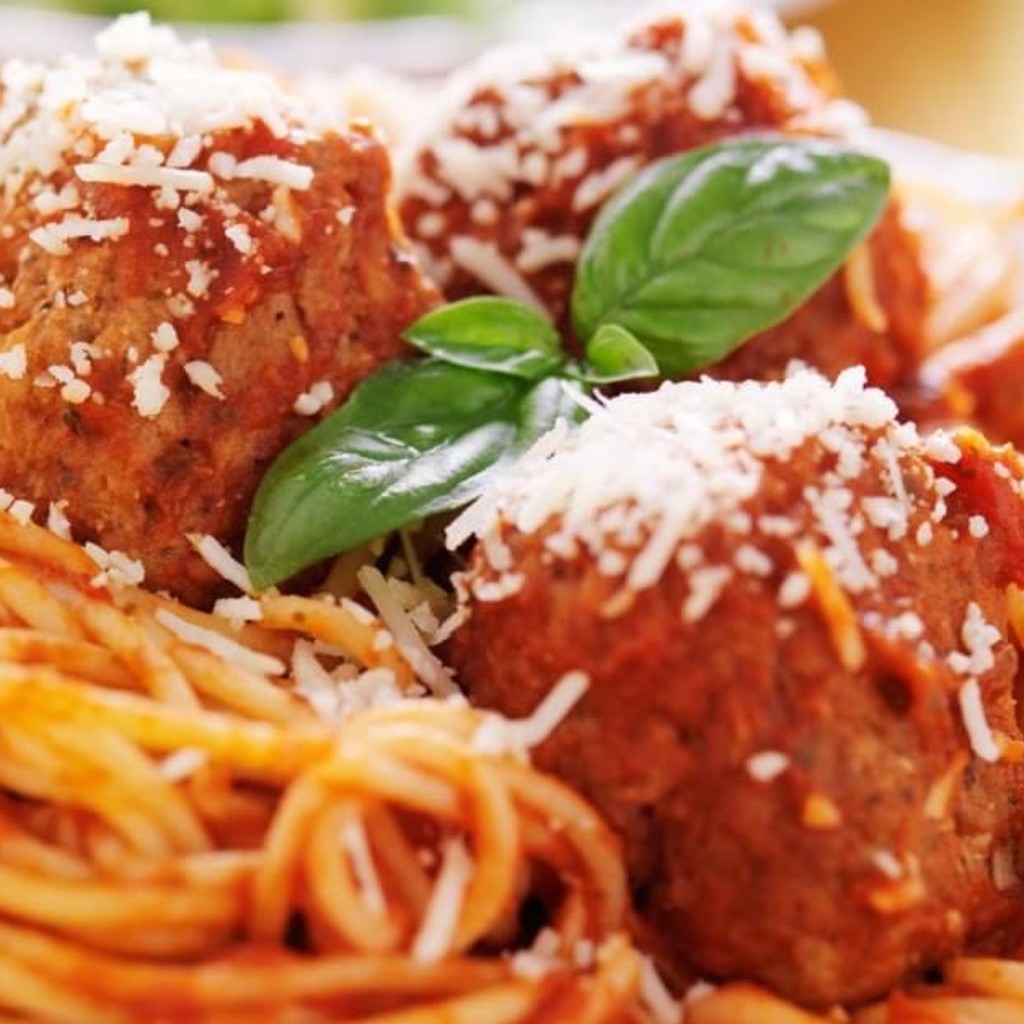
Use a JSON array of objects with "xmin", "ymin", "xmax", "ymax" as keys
[
  {"xmin": 571, "ymin": 138, "xmax": 890, "ymax": 375},
  {"xmin": 576, "ymin": 324, "xmax": 659, "ymax": 384},
  {"xmin": 402, "ymin": 296, "xmax": 565, "ymax": 380},
  {"xmin": 244, "ymin": 359, "xmax": 581, "ymax": 587}
]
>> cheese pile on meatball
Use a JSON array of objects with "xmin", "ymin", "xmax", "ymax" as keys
[
  {"xmin": 399, "ymin": 5, "xmax": 928, "ymax": 394},
  {"xmin": 0, "ymin": 14, "xmax": 437, "ymax": 602},
  {"xmin": 448, "ymin": 366, "xmax": 1024, "ymax": 1007}
]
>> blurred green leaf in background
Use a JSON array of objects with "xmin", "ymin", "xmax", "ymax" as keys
[{"xmin": 48, "ymin": 0, "xmax": 483, "ymax": 20}]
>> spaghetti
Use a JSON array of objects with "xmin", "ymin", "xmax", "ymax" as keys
[
  {"xmin": 0, "ymin": 510, "xmax": 644, "ymax": 1023},
  {"xmin": 0, "ymin": 493, "xmax": 1022, "ymax": 1024},
  {"xmin": 1, "ymin": 517, "xmax": 1024, "ymax": 1023}
]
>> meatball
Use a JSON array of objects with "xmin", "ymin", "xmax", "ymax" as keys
[
  {"xmin": 447, "ymin": 367, "xmax": 1024, "ymax": 1007},
  {"xmin": 919, "ymin": 309, "xmax": 1024, "ymax": 452},
  {"xmin": 398, "ymin": 8, "xmax": 928, "ymax": 395},
  {"xmin": 0, "ymin": 15, "xmax": 438, "ymax": 603}
]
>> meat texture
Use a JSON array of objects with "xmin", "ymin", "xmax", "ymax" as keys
[
  {"xmin": 447, "ymin": 367, "xmax": 1024, "ymax": 1008},
  {"xmin": 398, "ymin": 7, "xmax": 928, "ymax": 395},
  {"xmin": 919, "ymin": 308, "xmax": 1024, "ymax": 453},
  {"xmin": 0, "ymin": 15, "xmax": 438, "ymax": 603}
]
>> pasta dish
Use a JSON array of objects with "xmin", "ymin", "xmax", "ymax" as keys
[{"xmin": 1, "ymin": 4, "xmax": 1024, "ymax": 1023}]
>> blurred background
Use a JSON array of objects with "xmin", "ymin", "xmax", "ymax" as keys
[
  {"xmin": 0, "ymin": 0, "xmax": 1021, "ymax": 160},
  {"xmin": 803, "ymin": 0, "xmax": 1024, "ymax": 160}
]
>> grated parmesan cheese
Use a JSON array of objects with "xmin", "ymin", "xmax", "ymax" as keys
[
  {"xmin": 969, "ymin": 515, "xmax": 990, "ymax": 539},
  {"xmin": 358, "ymin": 566, "xmax": 457, "ymax": 697},
  {"xmin": 30, "ymin": 216, "xmax": 129, "ymax": 256},
  {"xmin": 891, "ymin": 612, "xmax": 925, "ymax": 641},
  {"xmin": 166, "ymin": 134, "xmax": 203, "ymax": 169},
  {"xmin": 232, "ymin": 156, "xmax": 314, "ymax": 191},
  {"xmin": 734, "ymin": 544, "xmax": 773, "ymax": 578},
  {"xmin": 46, "ymin": 500, "xmax": 72, "ymax": 541},
  {"xmin": 449, "ymin": 237, "xmax": 548, "ymax": 314},
  {"xmin": 949, "ymin": 601, "xmax": 1002, "ymax": 678},
  {"xmin": 186, "ymin": 533, "xmax": 254, "ymax": 594},
  {"xmin": 69, "ymin": 342, "xmax": 100, "ymax": 377},
  {"xmin": 401, "ymin": 3, "xmax": 857, "ymax": 307},
  {"xmin": 155, "ymin": 608, "xmax": 285, "ymax": 677},
  {"xmin": 992, "ymin": 842, "xmax": 1019, "ymax": 892},
  {"xmin": 84, "ymin": 542, "xmax": 145, "ymax": 587},
  {"xmin": 958, "ymin": 678, "xmax": 1000, "ymax": 763},
  {"xmin": 224, "ymin": 222, "xmax": 254, "ymax": 255},
  {"xmin": 76, "ymin": 164, "xmax": 213, "ymax": 193},
  {"xmin": 0, "ymin": 344, "xmax": 27, "ymax": 380},
  {"xmin": 746, "ymin": 750, "xmax": 790, "ymax": 782},
  {"xmin": 410, "ymin": 836, "xmax": 473, "ymax": 963},
  {"xmin": 924, "ymin": 431, "xmax": 962, "ymax": 464},
  {"xmin": 778, "ymin": 570, "xmax": 811, "ymax": 609},
  {"xmin": 0, "ymin": 11, "xmax": 342, "ymax": 292},
  {"xmin": 159, "ymin": 747, "xmax": 208, "ymax": 783},
  {"xmin": 682, "ymin": 566, "xmax": 732, "ymax": 623},
  {"xmin": 8, "ymin": 500, "xmax": 35, "ymax": 526},
  {"xmin": 177, "ymin": 207, "xmax": 204, "ymax": 233},
  {"xmin": 150, "ymin": 321, "xmax": 179, "ymax": 353},
  {"xmin": 455, "ymin": 368, "xmax": 918, "ymax": 617},
  {"xmin": 184, "ymin": 260, "xmax": 215, "ymax": 299},
  {"xmin": 293, "ymin": 380, "xmax": 334, "ymax": 417},
  {"xmin": 213, "ymin": 596, "xmax": 262, "ymax": 623},
  {"xmin": 639, "ymin": 956, "xmax": 684, "ymax": 1024},
  {"xmin": 516, "ymin": 228, "xmax": 581, "ymax": 273},
  {"xmin": 688, "ymin": 39, "xmax": 738, "ymax": 120},
  {"xmin": 208, "ymin": 152, "xmax": 238, "ymax": 179},
  {"xmin": 340, "ymin": 816, "xmax": 387, "ymax": 917},
  {"xmin": 472, "ymin": 670, "xmax": 589, "ymax": 756},
  {"xmin": 127, "ymin": 354, "xmax": 170, "ymax": 418},
  {"xmin": 871, "ymin": 850, "xmax": 904, "ymax": 881},
  {"xmin": 33, "ymin": 184, "xmax": 81, "ymax": 215},
  {"xmin": 184, "ymin": 360, "xmax": 225, "ymax": 399},
  {"xmin": 572, "ymin": 155, "xmax": 641, "ymax": 212}
]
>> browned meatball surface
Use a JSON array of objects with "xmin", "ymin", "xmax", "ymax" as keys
[
  {"xmin": 447, "ymin": 367, "xmax": 1024, "ymax": 1008},
  {"xmin": 398, "ymin": 8, "xmax": 928, "ymax": 394},
  {"xmin": 0, "ymin": 17, "xmax": 438, "ymax": 603},
  {"xmin": 919, "ymin": 309, "xmax": 1024, "ymax": 453}
]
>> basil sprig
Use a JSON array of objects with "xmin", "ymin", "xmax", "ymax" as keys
[
  {"xmin": 245, "ymin": 138, "xmax": 889, "ymax": 588},
  {"xmin": 572, "ymin": 138, "xmax": 890, "ymax": 374}
]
